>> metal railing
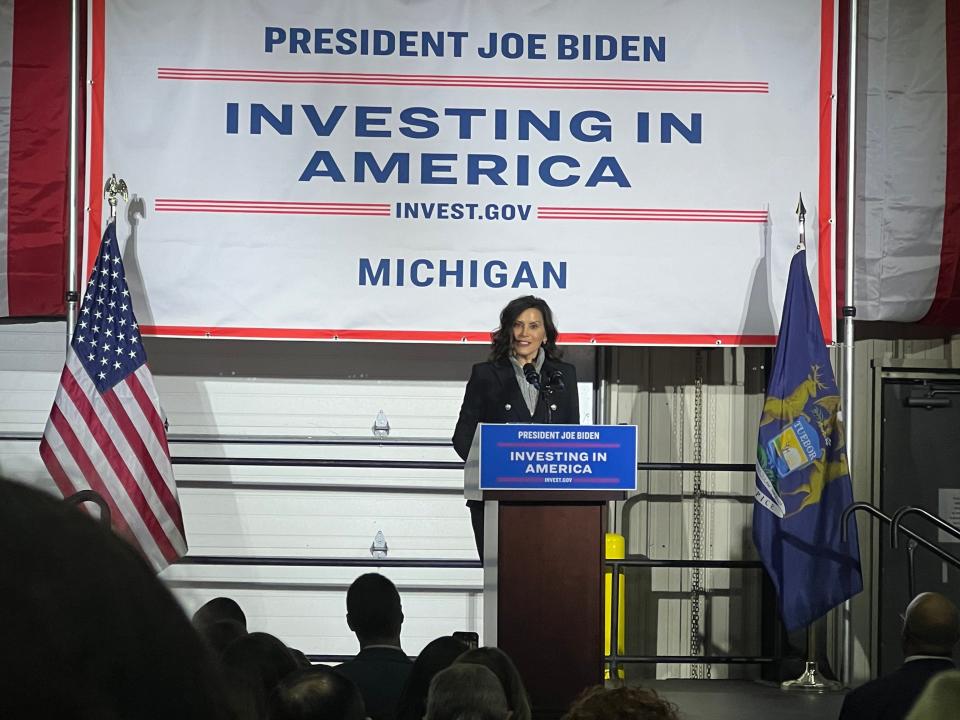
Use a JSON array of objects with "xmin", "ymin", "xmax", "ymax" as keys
[
  {"xmin": 604, "ymin": 557, "xmax": 774, "ymax": 678},
  {"xmin": 841, "ymin": 501, "xmax": 960, "ymax": 599}
]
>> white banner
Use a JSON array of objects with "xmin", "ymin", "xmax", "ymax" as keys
[{"xmin": 88, "ymin": 0, "xmax": 836, "ymax": 344}]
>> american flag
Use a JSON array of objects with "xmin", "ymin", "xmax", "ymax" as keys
[{"xmin": 39, "ymin": 222, "xmax": 186, "ymax": 570}]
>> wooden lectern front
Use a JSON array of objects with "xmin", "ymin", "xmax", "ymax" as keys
[{"xmin": 465, "ymin": 424, "xmax": 637, "ymax": 720}]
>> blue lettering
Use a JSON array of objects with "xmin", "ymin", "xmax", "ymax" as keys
[
  {"xmin": 439, "ymin": 259, "xmax": 463, "ymax": 287},
  {"xmin": 444, "ymin": 108, "xmax": 487, "ymax": 139},
  {"xmin": 301, "ymin": 105, "xmax": 346, "ymax": 136},
  {"xmin": 586, "ymin": 157, "xmax": 630, "ymax": 187},
  {"xmin": 290, "ymin": 28, "xmax": 310, "ymax": 54},
  {"xmin": 226, "ymin": 103, "xmax": 239, "ymax": 134},
  {"xmin": 299, "ymin": 151, "xmax": 345, "ymax": 182},
  {"xmin": 354, "ymin": 152, "xmax": 409, "ymax": 183},
  {"xmin": 264, "ymin": 27, "xmax": 285, "ymax": 53},
  {"xmin": 359, "ymin": 258, "xmax": 389, "ymax": 285},
  {"xmin": 467, "ymin": 155, "xmax": 508, "ymax": 185},
  {"xmin": 512, "ymin": 261, "xmax": 537, "ymax": 288},
  {"xmin": 355, "ymin": 106, "xmax": 392, "ymax": 138},
  {"xmin": 485, "ymin": 261, "xmax": 508, "ymax": 288},
  {"xmin": 335, "ymin": 28, "xmax": 357, "ymax": 54},
  {"xmin": 411, "ymin": 259, "xmax": 434, "ymax": 287},
  {"xmin": 421, "ymin": 154, "xmax": 457, "ymax": 184},
  {"xmin": 251, "ymin": 104, "xmax": 292, "ymax": 135},
  {"xmin": 518, "ymin": 110, "xmax": 560, "ymax": 141},
  {"xmin": 539, "ymin": 156, "xmax": 579, "ymax": 187},
  {"xmin": 544, "ymin": 261, "xmax": 567, "ymax": 288},
  {"xmin": 570, "ymin": 111, "xmax": 611, "ymax": 142},
  {"xmin": 662, "ymin": 113, "xmax": 701, "ymax": 144},
  {"xmin": 399, "ymin": 107, "xmax": 440, "ymax": 138}
]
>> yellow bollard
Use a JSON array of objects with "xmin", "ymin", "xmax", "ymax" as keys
[{"xmin": 604, "ymin": 532, "xmax": 626, "ymax": 680}]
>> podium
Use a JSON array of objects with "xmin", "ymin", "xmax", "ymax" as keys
[{"xmin": 465, "ymin": 424, "xmax": 638, "ymax": 719}]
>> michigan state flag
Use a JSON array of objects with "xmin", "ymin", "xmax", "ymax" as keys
[{"xmin": 753, "ymin": 249, "xmax": 862, "ymax": 632}]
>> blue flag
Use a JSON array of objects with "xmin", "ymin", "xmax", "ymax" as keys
[{"xmin": 753, "ymin": 249, "xmax": 862, "ymax": 632}]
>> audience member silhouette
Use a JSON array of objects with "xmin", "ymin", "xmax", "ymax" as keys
[
  {"xmin": 456, "ymin": 646, "xmax": 532, "ymax": 720},
  {"xmin": 200, "ymin": 618, "xmax": 250, "ymax": 657},
  {"xmin": 268, "ymin": 666, "xmax": 367, "ymax": 720},
  {"xmin": 395, "ymin": 635, "xmax": 470, "ymax": 720},
  {"xmin": 839, "ymin": 592, "xmax": 959, "ymax": 720},
  {"xmin": 0, "ymin": 478, "xmax": 232, "ymax": 719},
  {"xmin": 425, "ymin": 664, "xmax": 510, "ymax": 720},
  {"xmin": 194, "ymin": 597, "xmax": 248, "ymax": 631},
  {"xmin": 222, "ymin": 631, "xmax": 305, "ymax": 719},
  {"xmin": 336, "ymin": 573, "xmax": 413, "ymax": 720},
  {"xmin": 562, "ymin": 685, "xmax": 680, "ymax": 720},
  {"xmin": 905, "ymin": 669, "xmax": 960, "ymax": 720}
]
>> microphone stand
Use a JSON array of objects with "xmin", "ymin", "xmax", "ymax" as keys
[{"xmin": 540, "ymin": 371, "xmax": 564, "ymax": 424}]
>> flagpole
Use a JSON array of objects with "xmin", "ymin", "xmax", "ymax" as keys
[
  {"xmin": 780, "ymin": 195, "xmax": 842, "ymax": 693},
  {"xmin": 65, "ymin": 0, "xmax": 80, "ymax": 350},
  {"xmin": 841, "ymin": 0, "xmax": 860, "ymax": 690}
]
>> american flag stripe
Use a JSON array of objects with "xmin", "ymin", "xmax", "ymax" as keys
[
  {"xmin": 55, "ymin": 369, "xmax": 174, "ymax": 566},
  {"xmin": 38, "ymin": 426, "xmax": 85, "ymax": 500},
  {"xmin": 127, "ymin": 369, "xmax": 185, "ymax": 516},
  {"xmin": 57, "ymin": 358, "xmax": 181, "ymax": 565},
  {"xmin": 128, "ymin": 368, "xmax": 178, "ymax": 462},
  {"xmin": 97, "ymin": 368, "xmax": 183, "ymax": 535},
  {"xmin": 44, "ymin": 401, "xmax": 134, "ymax": 541}
]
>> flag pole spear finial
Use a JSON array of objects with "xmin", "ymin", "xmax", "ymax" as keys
[
  {"xmin": 104, "ymin": 174, "xmax": 129, "ymax": 223},
  {"xmin": 796, "ymin": 192, "xmax": 807, "ymax": 251}
]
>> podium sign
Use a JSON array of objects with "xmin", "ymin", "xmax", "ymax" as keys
[{"xmin": 465, "ymin": 424, "xmax": 637, "ymax": 499}]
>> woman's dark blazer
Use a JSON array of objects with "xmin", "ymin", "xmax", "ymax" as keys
[{"xmin": 452, "ymin": 356, "xmax": 579, "ymax": 462}]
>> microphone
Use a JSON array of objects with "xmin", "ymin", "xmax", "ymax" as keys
[
  {"xmin": 522, "ymin": 363, "xmax": 540, "ymax": 387},
  {"xmin": 545, "ymin": 369, "xmax": 565, "ymax": 391}
]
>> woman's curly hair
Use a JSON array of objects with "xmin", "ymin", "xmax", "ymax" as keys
[{"xmin": 489, "ymin": 295, "xmax": 562, "ymax": 362}]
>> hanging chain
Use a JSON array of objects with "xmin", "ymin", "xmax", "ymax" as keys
[{"xmin": 689, "ymin": 351, "xmax": 707, "ymax": 679}]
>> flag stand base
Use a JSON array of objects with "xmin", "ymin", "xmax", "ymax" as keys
[{"xmin": 780, "ymin": 661, "xmax": 843, "ymax": 692}]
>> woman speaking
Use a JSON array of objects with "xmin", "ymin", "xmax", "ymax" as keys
[{"xmin": 453, "ymin": 295, "xmax": 579, "ymax": 557}]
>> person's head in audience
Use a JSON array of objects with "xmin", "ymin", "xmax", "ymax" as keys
[
  {"xmin": 0, "ymin": 478, "xmax": 232, "ymax": 719},
  {"xmin": 562, "ymin": 686, "xmax": 680, "ymax": 720},
  {"xmin": 902, "ymin": 592, "xmax": 960, "ymax": 658},
  {"xmin": 456, "ymin": 647, "xmax": 531, "ymax": 720},
  {"xmin": 396, "ymin": 635, "xmax": 470, "ymax": 720},
  {"xmin": 346, "ymin": 573, "xmax": 404, "ymax": 648},
  {"xmin": 194, "ymin": 596, "xmax": 248, "ymax": 631},
  {"xmin": 268, "ymin": 666, "xmax": 367, "ymax": 720},
  {"xmin": 906, "ymin": 669, "xmax": 960, "ymax": 720},
  {"xmin": 222, "ymin": 631, "xmax": 303, "ymax": 718},
  {"xmin": 426, "ymin": 664, "xmax": 510, "ymax": 720},
  {"xmin": 196, "ymin": 618, "xmax": 248, "ymax": 657}
]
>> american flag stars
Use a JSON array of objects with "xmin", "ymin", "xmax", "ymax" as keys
[{"xmin": 74, "ymin": 232, "xmax": 147, "ymax": 393}]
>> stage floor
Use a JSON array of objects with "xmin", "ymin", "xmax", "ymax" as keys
[{"xmin": 643, "ymin": 679, "xmax": 846, "ymax": 720}]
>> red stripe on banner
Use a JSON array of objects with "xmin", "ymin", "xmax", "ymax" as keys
[
  {"xmin": 39, "ymin": 434, "xmax": 79, "ymax": 500},
  {"xmin": 102, "ymin": 383, "xmax": 184, "ymax": 532},
  {"xmin": 924, "ymin": 2, "xmax": 960, "ymax": 326},
  {"xmin": 136, "ymin": 324, "xmax": 779, "ymax": 346},
  {"xmin": 86, "ymin": 0, "xmax": 105, "ymax": 279},
  {"xmin": 6, "ymin": 0, "xmax": 71, "ymax": 316},
  {"xmin": 817, "ymin": 0, "xmax": 835, "ymax": 341},
  {"xmin": 61, "ymin": 368, "xmax": 179, "ymax": 563},
  {"xmin": 156, "ymin": 68, "xmax": 769, "ymax": 93},
  {"xmin": 154, "ymin": 199, "xmax": 391, "ymax": 216},
  {"xmin": 156, "ymin": 208, "xmax": 390, "ymax": 217},
  {"xmin": 834, "ymin": 0, "xmax": 852, "ymax": 317},
  {"xmin": 47, "ymin": 402, "xmax": 132, "ymax": 539},
  {"xmin": 537, "ymin": 215, "xmax": 766, "ymax": 223}
]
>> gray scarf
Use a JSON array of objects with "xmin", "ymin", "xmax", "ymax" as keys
[{"xmin": 510, "ymin": 347, "xmax": 545, "ymax": 416}]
